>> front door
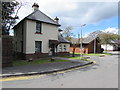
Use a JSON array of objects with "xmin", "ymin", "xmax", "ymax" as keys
[{"xmin": 51, "ymin": 44, "xmax": 55, "ymax": 56}]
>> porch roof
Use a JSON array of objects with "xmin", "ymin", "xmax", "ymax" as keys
[{"xmin": 49, "ymin": 40, "xmax": 60, "ymax": 44}]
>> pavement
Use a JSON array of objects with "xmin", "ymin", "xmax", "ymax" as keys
[
  {"xmin": 1, "ymin": 57, "xmax": 94, "ymax": 78},
  {"xmin": 105, "ymin": 51, "xmax": 120, "ymax": 55}
]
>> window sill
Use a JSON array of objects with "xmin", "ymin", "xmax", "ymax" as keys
[{"xmin": 35, "ymin": 32, "xmax": 42, "ymax": 34}]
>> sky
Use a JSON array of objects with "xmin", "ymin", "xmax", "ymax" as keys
[{"xmin": 10, "ymin": 0, "xmax": 119, "ymax": 37}]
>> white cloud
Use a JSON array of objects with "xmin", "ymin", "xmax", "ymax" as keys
[
  {"xmin": 16, "ymin": 1, "xmax": 118, "ymax": 28},
  {"xmin": 83, "ymin": 27, "xmax": 118, "ymax": 38},
  {"xmin": 102, "ymin": 27, "xmax": 118, "ymax": 34}
]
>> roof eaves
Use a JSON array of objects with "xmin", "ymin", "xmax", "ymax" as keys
[{"xmin": 26, "ymin": 18, "xmax": 61, "ymax": 26}]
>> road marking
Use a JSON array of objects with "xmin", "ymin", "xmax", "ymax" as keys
[
  {"xmin": 0, "ymin": 75, "xmax": 46, "ymax": 82},
  {"xmin": 1, "ymin": 61, "xmax": 96, "ymax": 82},
  {"xmin": 0, "ymin": 76, "xmax": 33, "ymax": 81}
]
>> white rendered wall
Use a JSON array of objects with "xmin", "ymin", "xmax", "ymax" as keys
[
  {"xmin": 26, "ymin": 20, "xmax": 59, "ymax": 54},
  {"xmin": 101, "ymin": 44, "xmax": 114, "ymax": 51},
  {"xmin": 57, "ymin": 43, "xmax": 70, "ymax": 52}
]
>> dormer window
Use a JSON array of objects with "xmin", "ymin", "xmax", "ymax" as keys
[{"xmin": 36, "ymin": 22, "xmax": 42, "ymax": 33}]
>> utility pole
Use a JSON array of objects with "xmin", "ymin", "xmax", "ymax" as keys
[
  {"xmin": 80, "ymin": 24, "xmax": 86, "ymax": 58},
  {"xmin": 94, "ymin": 39, "xmax": 96, "ymax": 54}
]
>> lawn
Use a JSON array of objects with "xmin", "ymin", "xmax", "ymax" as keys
[
  {"xmin": 13, "ymin": 58, "xmax": 69, "ymax": 66},
  {"xmin": 70, "ymin": 52, "xmax": 112, "ymax": 56},
  {"xmin": 62, "ymin": 56, "xmax": 91, "ymax": 61},
  {"xmin": 66, "ymin": 56, "xmax": 91, "ymax": 61}
]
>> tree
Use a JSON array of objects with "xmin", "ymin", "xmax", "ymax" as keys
[
  {"xmin": 2, "ymin": 0, "xmax": 22, "ymax": 35},
  {"xmin": 62, "ymin": 26, "xmax": 74, "ymax": 41},
  {"xmin": 70, "ymin": 34, "xmax": 80, "ymax": 57},
  {"xmin": 62, "ymin": 26, "xmax": 78, "ymax": 57}
]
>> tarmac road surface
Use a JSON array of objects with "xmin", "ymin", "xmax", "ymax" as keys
[{"xmin": 1, "ymin": 55, "xmax": 118, "ymax": 88}]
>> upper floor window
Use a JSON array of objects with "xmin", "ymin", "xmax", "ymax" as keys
[{"xmin": 36, "ymin": 22, "xmax": 42, "ymax": 33}]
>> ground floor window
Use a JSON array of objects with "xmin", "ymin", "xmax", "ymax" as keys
[
  {"xmin": 64, "ymin": 45, "xmax": 66, "ymax": 51},
  {"xmin": 35, "ymin": 41, "xmax": 42, "ymax": 53},
  {"xmin": 59, "ymin": 44, "xmax": 62, "ymax": 52}
]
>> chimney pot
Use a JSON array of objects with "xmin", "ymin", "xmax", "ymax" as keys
[
  {"xmin": 54, "ymin": 16, "xmax": 59, "ymax": 23},
  {"xmin": 32, "ymin": 3, "xmax": 39, "ymax": 12}
]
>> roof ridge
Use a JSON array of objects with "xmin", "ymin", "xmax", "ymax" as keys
[{"xmin": 25, "ymin": 10, "xmax": 38, "ymax": 18}]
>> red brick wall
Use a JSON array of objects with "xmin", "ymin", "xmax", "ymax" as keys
[
  {"xmin": 96, "ymin": 40, "xmax": 101, "ymax": 53},
  {"xmin": 70, "ymin": 47, "xmax": 80, "ymax": 53},
  {"xmin": 86, "ymin": 41, "xmax": 94, "ymax": 53},
  {"xmin": 70, "ymin": 39, "xmax": 101, "ymax": 54},
  {"xmin": 70, "ymin": 47, "xmax": 86, "ymax": 54}
]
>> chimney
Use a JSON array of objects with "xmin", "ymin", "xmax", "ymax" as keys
[
  {"xmin": 32, "ymin": 3, "xmax": 39, "ymax": 12},
  {"xmin": 54, "ymin": 16, "xmax": 59, "ymax": 23}
]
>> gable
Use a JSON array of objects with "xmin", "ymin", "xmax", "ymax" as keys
[
  {"xmin": 26, "ymin": 10, "xmax": 60, "ymax": 26},
  {"xmin": 13, "ymin": 10, "xmax": 60, "ymax": 29}
]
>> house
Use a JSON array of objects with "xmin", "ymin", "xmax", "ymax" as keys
[
  {"xmin": 13, "ymin": 3, "xmax": 70, "ymax": 60},
  {"xmin": 57, "ymin": 30, "xmax": 70, "ymax": 56},
  {"xmin": 82, "ymin": 36, "xmax": 101, "ymax": 53},
  {"xmin": 101, "ymin": 40, "xmax": 120, "ymax": 51},
  {"xmin": 70, "ymin": 36, "xmax": 101, "ymax": 54}
]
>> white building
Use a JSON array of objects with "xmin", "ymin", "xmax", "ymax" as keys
[
  {"xmin": 101, "ymin": 40, "xmax": 120, "ymax": 51},
  {"xmin": 13, "ymin": 3, "xmax": 70, "ymax": 60}
]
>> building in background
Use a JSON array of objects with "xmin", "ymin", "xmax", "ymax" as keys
[
  {"xmin": 101, "ymin": 40, "xmax": 120, "ymax": 51},
  {"xmin": 70, "ymin": 36, "xmax": 101, "ymax": 54}
]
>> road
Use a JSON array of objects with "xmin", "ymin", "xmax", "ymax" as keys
[{"xmin": 1, "ymin": 55, "xmax": 118, "ymax": 88}]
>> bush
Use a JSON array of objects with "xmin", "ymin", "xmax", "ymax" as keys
[{"xmin": 101, "ymin": 48, "xmax": 104, "ymax": 53}]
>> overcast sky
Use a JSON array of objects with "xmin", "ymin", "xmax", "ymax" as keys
[{"xmin": 11, "ymin": 0, "xmax": 119, "ymax": 37}]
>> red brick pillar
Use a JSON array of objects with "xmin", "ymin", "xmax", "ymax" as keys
[
  {"xmin": 2, "ymin": 35, "xmax": 13, "ymax": 67},
  {"xmin": 86, "ymin": 48, "xmax": 88, "ymax": 54}
]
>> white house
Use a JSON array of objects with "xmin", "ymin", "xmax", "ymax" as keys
[
  {"xmin": 101, "ymin": 40, "xmax": 120, "ymax": 51},
  {"xmin": 13, "ymin": 3, "xmax": 70, "ymax": 60}
]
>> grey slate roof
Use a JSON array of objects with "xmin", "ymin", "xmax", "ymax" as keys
[
  {"xmin": 13, "ymin": 10, "xmax": 60, "ymax": 29},
  {"xmin": 26, "ymin": 10, "xmax": 60, "ymax": 26},
  {"xmin": 70, "ymin": 36, "xmax": 97, "ymax": 44},
  {"xmin": 58, "ymin": 35, "xmax": 70, "ymax": 43},
  {"xmin": 70, "ymin": 38, "xmax": 80, "ymax": 44},
  {"xmin": 110, "ymin": 40, "xmax": 120, "ymax": 44},
  {"xmin": 83, "ymin": 36, "xmax": 97, "ymax": 44}
]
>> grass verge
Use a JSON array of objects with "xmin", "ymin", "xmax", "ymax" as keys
[
  {"xmin": 62, "ymin": 56, "xmax": 91, "ymax": 62},
  {"xmin": 13, "ymin": 59, "xmax": 69, "ymax": 66},
  {"xmin": 68, "ymin": 57, "xmax": 91, "ymax": 61},
  {"xmin": 70, "ymin": 53, "xmax": 112, "ymax": 56}
]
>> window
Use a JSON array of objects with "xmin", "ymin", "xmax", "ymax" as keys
[
  {"xmin": 36, "ymin": 22, "xmax": 42, "ymax": 33},
  {"xmin": 35, "ymin": 41, "xmax": 42, "ymax": 53},
  {"xmin": 59, "ymin": 45, "xmax": 62, "ymax": 52},
  {"xmin": 64, "ymin": 45, "xmax": 66, "ymax": 51}
]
